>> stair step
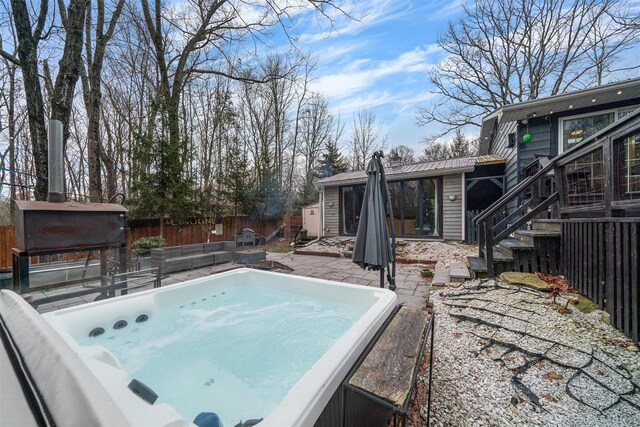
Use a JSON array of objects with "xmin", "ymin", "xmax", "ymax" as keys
[
  {"xmin": 498, "ymin": 238, "xmax": 535, "ymax": 257},
  {"xmin": 450, "ymin": 262, "xmax": 470, "ymax": 282},
  {"xmin": 432, "ymin": 269, "xmax": 450, "ymax": 286},
  {"xmin": 531, "ymin": 219, "xmax": 561, "ymax": 233},
  {"xmin": 467, "ymin": 256, "xmax": 487, "ymax": 272},
  {"xmin": 514, "ymin": 229, "xmax": 560, "ymax": 246},
  {"xmin": 492, "ymin": 247, "xmax": 514, "ymax": 262}
]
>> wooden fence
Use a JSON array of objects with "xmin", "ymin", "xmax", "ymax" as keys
[
  {"xmin": 0, "ymin": 215, "xmax": 301, "ymax": 269},
  {"xmin": 0, "ymin": 225, "xmax": 16, "ymax": 270},
  {"xmin": 562, "ymin": 219, "xmax": 640, "ymax": 342}
]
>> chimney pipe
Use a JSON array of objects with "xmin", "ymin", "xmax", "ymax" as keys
[{"xmin": 48, "ymin": 119, "xmax": 65, "ymax": 202}]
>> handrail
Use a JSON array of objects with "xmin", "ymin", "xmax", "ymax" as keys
[{"xmin": 473, "ymin": 158, "xmax": 557, "ymax": 224}]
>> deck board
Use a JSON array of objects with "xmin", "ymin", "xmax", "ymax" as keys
[{"xmin": 348, "ymin": 306, "xmax": 429, "ymax": 408}]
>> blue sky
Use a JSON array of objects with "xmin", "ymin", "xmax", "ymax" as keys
[
  {"xmin": 284, "ymin": 0, "xmax": 640, "ymax": 154},
  {"xmin": 290, "ymin": 0, "xmax": 466, "ymax": 153}
]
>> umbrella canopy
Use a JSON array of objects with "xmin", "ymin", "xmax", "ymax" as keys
[{"xmin": 352, "ymin": 152, "xmax": 396, "ymax": 290}]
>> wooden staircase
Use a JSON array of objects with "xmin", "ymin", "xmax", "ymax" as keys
[
  {"xmin": 468, "ymin": 219, "xmax": 561, "ymax": 277},
  {"xmin": 468, "ymin": 157, "xmax": 564, "ymax": 278}
]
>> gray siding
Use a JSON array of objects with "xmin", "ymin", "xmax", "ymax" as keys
[
  {"xmin": 323, "ymin": 186, "xmax": 339, "ymax": 236},
  {"xmin": 443, "ymin": 174, "xmax": 463, "ymax": 240},
  {"xmin": 489, "ymin": 120, "xmax": 518, "ymax": 193},
  {"xmin": 517, "ymin": 116, "xmax": 553, "ymax": 182}
]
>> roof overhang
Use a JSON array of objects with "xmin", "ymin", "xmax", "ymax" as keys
[{"xmin": 316, "ymin": 166, "xmax": 476, "ymax": 187}]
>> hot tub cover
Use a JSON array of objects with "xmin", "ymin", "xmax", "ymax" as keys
[{"xmin": 0, "ymin": 290, "xmax": 130, "ymax": 426}]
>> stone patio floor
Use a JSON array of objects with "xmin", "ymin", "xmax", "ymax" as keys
[{"xmin": 32, "ymin": 252, "xmax": 430, "ymax": 313}]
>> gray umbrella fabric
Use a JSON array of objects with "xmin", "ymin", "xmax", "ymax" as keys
[{"xmin": 352, "ymin": 152, "xmax": 396, "ymax": 290}]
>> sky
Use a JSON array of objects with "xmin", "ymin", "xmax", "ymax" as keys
[
  {"xmin": 282, "ymin": 0, "xmax": 640, "ymax": 155},
  {"xmin": 288, "ymin": 0, "xmax": 466, "ymax": 153}
]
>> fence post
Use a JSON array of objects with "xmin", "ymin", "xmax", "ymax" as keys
[{"xmin": 484, "ymin": 219, "xmax": 494, "ymax": 277}]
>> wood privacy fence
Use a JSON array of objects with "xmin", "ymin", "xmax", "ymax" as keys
[
  {"xmin": 0, "ymin": 215, "xmax": 301, "ymax": 269},
  {"xmin": 562, "ymin": 219, "xmax": 640, "ymax": 342}
]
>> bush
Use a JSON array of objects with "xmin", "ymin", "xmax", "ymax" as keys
[{"xmin": 132, "ymin": 236, "xmax": 166, "ymax": 256}]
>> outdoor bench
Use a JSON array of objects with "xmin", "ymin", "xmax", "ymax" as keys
[{"xmin": 151, "ymin": 241, "xmax": 235, "ymax": 274}]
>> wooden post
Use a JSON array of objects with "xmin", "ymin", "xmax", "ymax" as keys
[
  {"xmin": 484, "ymin": 219, "xmax": 494, "ymax": 277},
  {"xmin": 602, "ymin": 138, "xmax": 613, "ymax": 216}
]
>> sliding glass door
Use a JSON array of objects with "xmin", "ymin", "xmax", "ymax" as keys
[{"xmin": 339, "ymin": 177, "xmax": 442, "ymax": 237}]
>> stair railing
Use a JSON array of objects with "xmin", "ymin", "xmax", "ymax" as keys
[{"xmin": 474, "ymin": 158, "xmax": 559, "ymax": 276}]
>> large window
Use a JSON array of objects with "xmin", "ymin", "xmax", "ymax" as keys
[
  {"xmin": 340, "ymin": 177, "xmax": 441, "ymax": 237},
  {"xmin": 560, "ymin": 112, "xmax": 613, "ymax": 152},
  {"xmin": 562, "ymin": 149, "xmax": 604, "ymax": 206},
  {"xmin": 559, "ymin": 106, "xmax": 639, "ymax": 153},
  {"xmin": 615, "ymin": 132, "xmax": 640, "ymax": 201}
]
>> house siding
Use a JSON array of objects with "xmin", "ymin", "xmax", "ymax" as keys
[
  {"xmin": 490, "ymin": 121, "xmax": 519, "ymax": 193},
  {"xmin": 443, "ymin": 174, "xmax": 463, "ymax": 240},
  {"xmin": 517, "ymin": 116, "xmax": 553, "ymax": 182},
  {"xmin": 323, "ymin": 186, "xmax": 339, "ymax": 236}
]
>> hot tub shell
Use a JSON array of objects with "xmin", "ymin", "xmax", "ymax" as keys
[{"xmin": 43, "ymin": 268, "xmax": 397, "ymax": 426}]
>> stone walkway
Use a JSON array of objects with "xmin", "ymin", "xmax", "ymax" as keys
[
  {"xmin": 428, "ymin": 279, "xmax": 640, "ymax": 427},
  {"xmin": 33, "ymin": 252, "xmax": 430, "ymax": 312}
]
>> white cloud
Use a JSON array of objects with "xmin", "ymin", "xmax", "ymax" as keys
[
  {"xmin": 297, "ymin": 0, "xmax": 413, "ymax": 43},
  {"xmin": 311, "ymin": 45, "xmax": 440, "ymax": 100}
]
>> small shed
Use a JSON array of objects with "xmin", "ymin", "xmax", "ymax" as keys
[{"xmin": 301, "ymin": 203, "xmax": 320, "ymax": 238}]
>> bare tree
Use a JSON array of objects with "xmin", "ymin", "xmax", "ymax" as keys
[
  {"xmin": 349, "ymin": 108, "xmax": 386, "ymax": 171},
  {"xmin": 385, "ymin": 145, "xmax": 415, "ymax": 166},
  {"xmin": 416, "ymin": 0, "xmax": 639, "ymax": 140},
  {"xmin": 420, "ymin": 129, "xmax": 478, "ymax": 161},
  {"xmin": 80, "ymin": 0, "xmax": 126, "ymax": 202}
]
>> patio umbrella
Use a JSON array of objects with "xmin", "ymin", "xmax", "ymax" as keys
[{"xmin": 352, "ymin": 151, "xmax": 397, "ymax": 291}]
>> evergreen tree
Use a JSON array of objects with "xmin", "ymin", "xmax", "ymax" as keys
[
  {"xmin": 317, "ymin": 140, "xmax": 349, "ymax": 178},
  {"xmin": 218, "ymin": 140, "xmax": 252, "ymax": 216}
]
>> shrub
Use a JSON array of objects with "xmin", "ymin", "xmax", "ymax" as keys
[{"xmin": 132, "ymin": 236, "xmax": 166, "ymax": 256}]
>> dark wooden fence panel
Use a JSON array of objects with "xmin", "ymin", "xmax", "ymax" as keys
[
  {"xmin": 127, "ymin": 216, "xmax": 288, "ymax": 247},
  {"xmin": 0, "ymin": 215, "xmax": 302, "ymax": 268},
  {"xmin": 562, "ymin": 219, "xmax": 640, "ymax": 342}
]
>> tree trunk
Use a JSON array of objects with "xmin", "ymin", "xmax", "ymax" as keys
[{"xmin": 10, "ymin": 0, "xmax": 48, "ymax": 200}]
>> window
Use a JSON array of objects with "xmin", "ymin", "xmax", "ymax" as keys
[
  {"xmin": 508, "ymin": 132, "xmax": 516, "ymax": 148},
  {"xmin": 339, "ymin": 178, "xmax": 441, "ymax": 237},
  {"xmin": 340, "ymin": 185, "xmax": 365, "ymax": 234},
  {"xmin": 615, "ymin": 132, "xmax": 640, "ymax": 201},
  {"xmin": 562, "ymin": 149, "xmax": 604, "ymax": 206},
  {"xmin": 560, "ymin": 112, "xmax": 613, "ymax": 152}
]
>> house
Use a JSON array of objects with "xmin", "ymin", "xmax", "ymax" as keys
[
  {"xmin": 472, "ymin": 78, "xmax": 640, "ymax": 342},
  {"xmin": 316, "ymin": 155, "xmax": 506, "ymax": 241},
  {"xmin": 480, "ymin": 77, "xmax": 640, "ymax": 198}
]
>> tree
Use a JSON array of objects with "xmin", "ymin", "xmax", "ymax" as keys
[
  {"xmin": 80, "ymin": 0, "xmax": 126, "ymax": 202},
  {"xmin": 218, "ymin": 139, "xmax": 252, "ymax": 216},
  {"xmin": 420, "ymin": 129, "xmax": 479, "ymax": 161},
  {"xmin": 386, "ymin": 145, "xmax": 415, "ymax": 166},
  {"xmin": 416, "ymin": 0, "xmax": 639, "ymax": 140},
  {"xmin": 349, "ymin": 108, "xmax": 386, "ymax": 170},
  {"xmin": 448, "ymin": 129, "xmax": 478, "ymax": 158},
  {"xmin": 317, "ymin": 140, "xmax": 349, "ymax": 179}
]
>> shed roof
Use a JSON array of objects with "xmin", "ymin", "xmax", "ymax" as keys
[{"xmin": 316, "ymin": 155, "xmax": 505, "ymax": 187}]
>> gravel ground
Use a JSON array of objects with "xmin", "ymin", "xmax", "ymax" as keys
[
  {"xmin": 423, "ymin": 280, "xmax": 640, "ymax": 427},
  {"xmin": 299, "ymin": 238, "xmax": 478, "ymax": 269}
]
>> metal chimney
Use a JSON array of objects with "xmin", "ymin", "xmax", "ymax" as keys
[{"xmin": 48, "ymin": 119, "xmax": 64, "ymax": 202}]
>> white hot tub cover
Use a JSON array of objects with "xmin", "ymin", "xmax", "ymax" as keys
[{"xmin": 0, "ymin": 290, "xmax": 130, "ymax": 426}]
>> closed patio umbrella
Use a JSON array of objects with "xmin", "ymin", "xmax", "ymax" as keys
[{"xmin": 352, "ymin": 151, "xmax": 397, "ymax": 291}]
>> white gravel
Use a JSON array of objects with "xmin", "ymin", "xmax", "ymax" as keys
[{"xmin": 425, "ymin": 280, "xmax": 640, "ymax": 427}]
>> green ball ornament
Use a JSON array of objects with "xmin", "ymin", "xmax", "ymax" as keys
[{"xmin": 522, "ymin": 133, "xmax": 532, "ymax": 143}]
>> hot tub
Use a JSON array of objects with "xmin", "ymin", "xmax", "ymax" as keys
[{"xmin": 43, "ymin": 268, "xmax": 397, "ymax": 426}]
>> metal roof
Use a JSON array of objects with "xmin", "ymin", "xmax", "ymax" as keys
[
  {"xmin": 316, "ymin": 155, "xmax": 505, "ymax": 187},
  {"xmin": 479, "ymin": 77, "xmax": 640, "ymax": 154}
]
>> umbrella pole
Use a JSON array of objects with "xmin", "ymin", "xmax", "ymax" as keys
[{"xmin": 380, "ymin": 268, "xmax": 384, "ymax": 288}]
